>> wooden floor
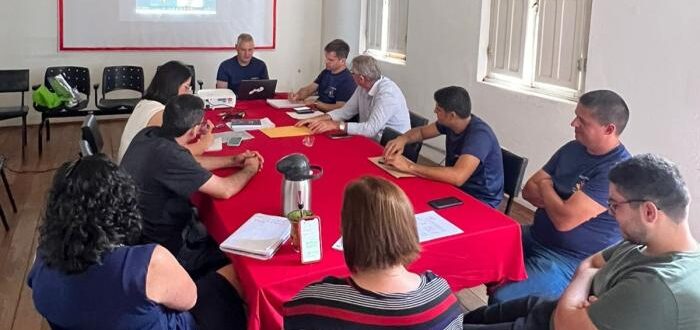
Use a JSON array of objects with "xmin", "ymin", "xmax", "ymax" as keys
[{"xmin": 0, "ymin": 121, "xmax": 534, "ymax": 329}]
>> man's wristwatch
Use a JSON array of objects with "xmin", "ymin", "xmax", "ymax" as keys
[{"xmin": 338, "ymin": 121, "xmax": 346, "ymax": 132}]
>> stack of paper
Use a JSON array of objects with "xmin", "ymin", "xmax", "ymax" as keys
[
  {"xmin": 220, "ymin": 213, "xmax": 291, "ymax": 260},
  {"xmin": 226, "ymin": 118, "xmax": 275, "ymax": 131},
  {"xmin": 332, "ymin": 211, "xmax": 463, "ymax": 251},
  {"xmin": 266, "ymin": 99, "xmax": 307, "ymax": 109}
]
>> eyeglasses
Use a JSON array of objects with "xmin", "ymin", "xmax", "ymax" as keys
[{"xmin": 607, "ymin": 199, "xmax": 660, "ymax": 215}]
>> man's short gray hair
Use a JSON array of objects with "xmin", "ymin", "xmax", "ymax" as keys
[
  {"xmin": 351, "ymin": 55, "xmax": 382, "ymax": 82},
  {"xmin": 236, "ymin": 33, "xmax": 254, "ymax": 46}
]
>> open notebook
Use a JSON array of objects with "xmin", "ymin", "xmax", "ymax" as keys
[{"xmin": 220, "ymin": 213, "xmax": 291, "ymax": 260}]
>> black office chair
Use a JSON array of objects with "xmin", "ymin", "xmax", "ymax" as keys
[
  {"xmin": 81, "ymin": 114, "xmax": 103, "ymax": 156},
  {"xmin": 409, "ymin": 111, "xmax": 429, "ymax": 128},
  {"xmin": 502, "ymin": 148, "xmax": 528, "ymax": 215},
  {"xmin": 0, "ymin": 70, "xmax": 30, "ymax": 154},
  {"xmin": 93, "ymin": 66, "xmax": 144, "ymax": 113},
  {"xmin": 33, "ymin": 66, "xmax": 92, "ymax": 155},
  {"xmin": 0, "ymin": 155, "xmax": 17, "ymax": 231},
  {"xmin": 155, "ymin": 63, "xmax": 203, "ymax": 92},
  {"xmin": 380, "ymin": 127, "xmax": 422, "ymax": 163}
]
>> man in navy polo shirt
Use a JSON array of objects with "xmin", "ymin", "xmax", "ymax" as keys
[
  {"xmin": 383, "ymin": 86, "xmax": 504, "ymax": 208},
  {"xmin": 489, "ymin": 90, "xmax": 631, "ymax": 304},
  {"xmin": 216, "ymin": 33, "xmax": 269, "ymax": 95},
  {"xmin": 288, "ymin": 39, "xmax": 356, "ymax": 112}
]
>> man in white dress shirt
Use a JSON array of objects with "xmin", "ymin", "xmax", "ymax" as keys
[{"xmin": 295, "ymin": 55, "xmax": 410, "ymax": 141}]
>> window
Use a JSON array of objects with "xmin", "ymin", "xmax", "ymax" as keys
[
  {"xmin": 361, "ymin": 0, "xmax": 409, "ymax": 63},
  {"xmin": 485, "ymin": 0, "xmax": 592, "ymax": 100}
]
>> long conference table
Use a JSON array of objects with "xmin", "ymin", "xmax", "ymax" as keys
[{"xmin": 191, "ymin": 97, "xmax": 527, "ymax": 330}]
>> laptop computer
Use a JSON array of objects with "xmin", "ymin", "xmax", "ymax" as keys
[{"xmin": 237, "ymin": 79, "xmax": 277, "ymax": 100}]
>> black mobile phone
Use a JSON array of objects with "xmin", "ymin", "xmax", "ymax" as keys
[{"xmin": 428, "ymin": 197, "xmax": 463, "ymax": 209}]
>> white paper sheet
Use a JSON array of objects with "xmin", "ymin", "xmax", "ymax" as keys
[
  {"xmin": 286, "ymin": 111, "xmax": 325, "ymax": 120},
  {"xmin": 332, "ymin": 211, "xmax": 463, "ymax": 251}
]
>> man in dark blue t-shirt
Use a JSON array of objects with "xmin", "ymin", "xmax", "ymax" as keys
[
  {"xmin": 489, "ymin": 90, "xmax": 631, "ymax": 304},
  {"xmin": 289, "ymin": 39, "xmax": 357, "ymax": 112},
  {"xmin": 383, "ymin": 86, "xmax": 504, "ymax": 208},
  {"xmin": 216, "ymin": 33, "xmax": 269, "ymax": 95}
]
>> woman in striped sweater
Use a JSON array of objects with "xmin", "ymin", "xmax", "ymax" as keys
[{"xmin": 284, "ymin": 176, "xmax": 465, "ymax": 329}]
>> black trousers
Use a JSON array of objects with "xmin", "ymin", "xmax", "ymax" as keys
[
  {"xmin": 463, "ymin": 296, "xmax": 558, "ymax": 330},
  {"xmin": 191, "ymin": 271, "xmax": 247, "ymax": 330}
]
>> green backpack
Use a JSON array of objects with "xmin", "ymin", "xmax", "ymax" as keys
[{"xmin": 32, "ymin": 85, "xmax": 64, "ymax": 109}]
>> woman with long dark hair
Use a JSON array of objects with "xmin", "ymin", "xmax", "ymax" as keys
[
  {"xmin": 117, "ymin": 61, "xmax": 212, "ymax": 162},
  {"xmin": 28, "ymin": 155, "xmax": 245, "ymax": 329}
]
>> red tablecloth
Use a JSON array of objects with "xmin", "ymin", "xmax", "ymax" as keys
[{"xmin": 192, "ymin": 98, "xmax": 527, "ymax": 330}]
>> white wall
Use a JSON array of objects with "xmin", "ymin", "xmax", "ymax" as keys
[
  {"xmin": 0, "ymin": 0, "xmax": 323, "ymax": 125},
  {"xmin": 323, "ymin": 0, "xmax": 700, "ymax": 237}
]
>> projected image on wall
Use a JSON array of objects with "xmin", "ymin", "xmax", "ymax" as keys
[{"xmin": 135, "ymin": 0, "xmax": 217, "ymax": 15}]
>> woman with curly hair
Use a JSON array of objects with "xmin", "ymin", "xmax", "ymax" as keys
[{"xmin": 27, "ymin": 155, "xmax": 246, "ymax": 329}]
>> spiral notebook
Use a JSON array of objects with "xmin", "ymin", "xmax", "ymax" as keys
[{"xmin": 219, "ymin": 213, "xmax": 291, "ymax": 260}]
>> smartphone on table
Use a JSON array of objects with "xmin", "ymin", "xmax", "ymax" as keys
[
  {"xmin": 428, "ymin": 197, "xmax": 463, "ymax": 209},
  {"xmin": 293, "ymin": 106, "xmax": 314, "ymax": 114},
  {"xmin": 226, "ymin": 137, "xmax": 243, "ymax": 147}
]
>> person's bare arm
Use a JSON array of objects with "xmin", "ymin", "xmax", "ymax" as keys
[
  {"xmin": 538, "ymin": 178, "xmax": 607, "ymax": 231},
  {"xmin": 289, "ymin": 82, "xmax": 318, "ymax": 101},
  {"xmin": 198, "ymin": 157, "xmax": 260, "ymax": 199},
  {"xmin": 552, "ymin": 265, "xmax": 601, "ymax": 330},
  {"xmin": 385, "ymin": 153, "xmax": 481, "ymax": 188},
  {"xmin": 145, "ymin": 245, "xmax": 197, "ymax": 311},
  {"xmin": 146, "ymin": 110, "xmax": 164, "ymax": 127},
  {"xmin": 383, "ymin": 123, "xmax": 439, "ymax": 160},
  {"xmin": 313, "ymin": 101, "xmax": 345, "ymax": 112},
  {"xmin": 522, "ymin": 170, "xmax": 550, "ymax": 208}
]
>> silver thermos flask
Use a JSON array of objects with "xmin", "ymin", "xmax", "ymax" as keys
[{"xmin": 276, "ymin": 153, "xmax": 323, "ymax": 216}]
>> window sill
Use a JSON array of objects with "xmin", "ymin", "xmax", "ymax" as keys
[
  {"xmin": 480, "ymin": 78, "xmax": 578, "ymax": 105},
  {"xmin": 364, "ymin": 51, "xmax": 407, "ymax": 66}
]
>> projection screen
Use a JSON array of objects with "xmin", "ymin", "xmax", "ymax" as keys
[{"xmin": 59, "ymin": 0, "xmax": 276, "ymax": 51}]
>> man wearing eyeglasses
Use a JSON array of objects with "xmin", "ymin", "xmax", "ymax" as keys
[
  {"xmin": 464, "ymin": 154, "xmax": 700, "ymax": 329},
  {"xmin": 490, "ymin": 90, "xmax": 631, "ymax": 304},
  {"xmin": 121, "ymin": 94, "xmax": 263, "ymax": 281},
  {"xmin": 295, "ymin": 55, "xmax": 411, "ymax": 141}
]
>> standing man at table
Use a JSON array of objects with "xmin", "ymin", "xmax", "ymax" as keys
[
  {"xmin": 216, "ymin": 33, "xmax": 269, "ymax": 95},
  {"xmin": 295, "ymin": 55, "xmax": 410, "ymax": 141},
  {"xmin": 463, "ymin": 154, "xmax": 700, "ymax": 330},
  {"xmin": 383, "ymin": 86, "xmax": 504, "ymax": 208},
  {"xmin": 121, "ymin": 94, "xmax": 263, "ymax": 280},
  {"xmin": 288, "ymin": 39, "xmax": 357, "ymax": 112},
  {"xmin": 489, "ymin": 90, "xmax": 631, "ymax": 304}
]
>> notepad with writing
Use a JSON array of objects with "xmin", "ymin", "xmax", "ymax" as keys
[{"xmin": 219, "ymin": 213, "xmax": 291, "ymax": 260}]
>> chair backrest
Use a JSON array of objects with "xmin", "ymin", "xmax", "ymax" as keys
[
  {"xmin": 156, "ymin": 63, "xmax": 197, "ymax": 92},
  {"xmin": 409, "ymin": 111, "xmax": 429, "ymax": 128},
  {"xmin": 0, "ymin": 70, "xmax": 29, "ymax": 94},
  {"xmin": 502, "ymin": 148, "xmax": 528, "ymax": 215},
  {"xmin": 380, "ymin": 127, "xmax": 422, "ymax": 163},
  {"xmin": 81, "ymin": 114, "xmax": 103, "ymax": 154},
  {"xmin": 44, "ymin": 66, "xmax": 91, "ymax": 96},
  {"xmin": 101, "ymin": 66, "xmax": 144, "ymax": 96}
]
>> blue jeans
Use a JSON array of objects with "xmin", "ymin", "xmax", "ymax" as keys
[{"xmin": 489, "ymin": 227, "xmax": 581, "ymax": 304}]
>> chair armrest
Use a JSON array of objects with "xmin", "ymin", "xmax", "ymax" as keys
[{"xmin": 93, "ymin": 84, "xmax": 100, "ymax": 108}]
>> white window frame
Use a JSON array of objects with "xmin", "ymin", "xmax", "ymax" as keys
[
  {"xmin": 484, "ymin": 0, "xmax": 592, "ymax": 101},
  {"xmin": 360, "ymin": 0, "xmax": 408, "ymax": 64}
]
